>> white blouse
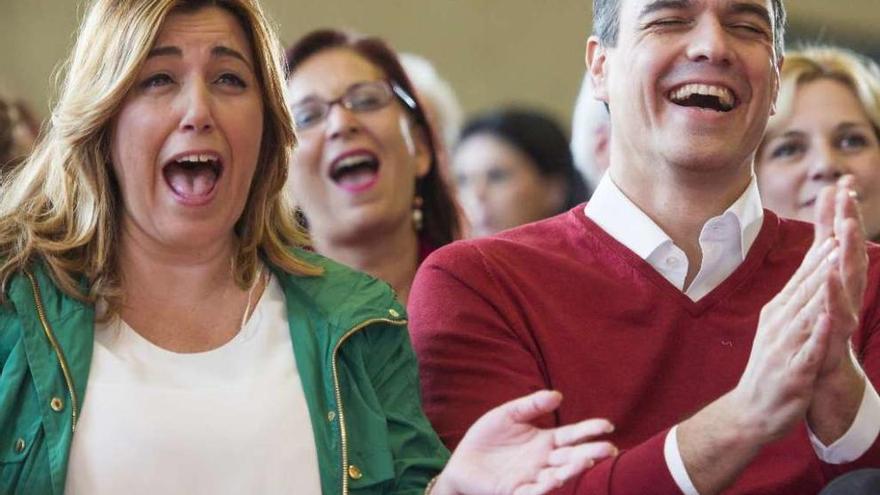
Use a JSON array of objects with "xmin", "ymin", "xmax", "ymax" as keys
[{"xmin": 65, "ymin": 276, "xmax": 321, "ymax": 494}]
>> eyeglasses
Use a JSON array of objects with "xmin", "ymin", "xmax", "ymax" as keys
[{"xmin": 291, "ymin": 80, "xmax": 418, "ymax": 130}]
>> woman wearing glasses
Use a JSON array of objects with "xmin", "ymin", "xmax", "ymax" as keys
[{"xmin": 285, "ymin": 30, "xmax": 460, "ymax": 305}]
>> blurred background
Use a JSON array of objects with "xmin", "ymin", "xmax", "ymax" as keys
[{"xmin": 1, "ymin": 0, "xmax": 878, "ymax": 128}]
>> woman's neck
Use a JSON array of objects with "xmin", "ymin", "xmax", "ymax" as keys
[
  {"xmin": 115, "ymin": 224, "xmax": 260, "ymax": 353},
  {"xmin": 313, "ymin": 222, "xmax": 420, "ymax": 305},
  {"xmin": 118, "ymin": 228, "xmax": 238, "ymax": 302}
]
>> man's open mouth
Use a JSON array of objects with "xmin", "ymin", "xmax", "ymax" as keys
[
  {"xmin": 668, "ymin": 83, "xmax": 737, "ymax": 113},
  {"xmin": 163, "ymin": 152, "xmax": 224, "ymax": 199}
]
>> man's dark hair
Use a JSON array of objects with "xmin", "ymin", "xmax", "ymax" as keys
[{"xmin": 592, "ymin": 0, "xmax": 786, "ymax": 58}]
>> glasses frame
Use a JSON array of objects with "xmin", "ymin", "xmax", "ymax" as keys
[{"xmin": 291, "ymin": 79, "xmax": 419, "ymax": 130}]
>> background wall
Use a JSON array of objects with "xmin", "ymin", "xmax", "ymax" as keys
[{"xmin": 1, "ymin": 0, "xmax": 878, "ymax": 130}]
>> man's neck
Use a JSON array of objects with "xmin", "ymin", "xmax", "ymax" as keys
[
  {"xmin": 609, "ymin": 159, "xmax": 753, "ymax": 287},
  {"xmin": 312, "ymin": 222, "xmax": 420, "ymax": 305}
]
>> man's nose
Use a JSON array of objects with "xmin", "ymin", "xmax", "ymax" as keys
[{"xmin": 685, "ymin": 18, "xmax": 733, "ymax": 67}]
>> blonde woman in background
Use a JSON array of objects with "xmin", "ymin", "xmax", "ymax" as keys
[
  {"xmin": 757, "ymin": 46, "xmax": 880, "ymax": 240},
  {"xmin": 0, "ymin": 1, "xmax": 617, "ymax": 494}
]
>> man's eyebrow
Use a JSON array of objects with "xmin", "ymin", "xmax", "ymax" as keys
[
  {"xmin": 729, "ymin": 1, "xmax": 773, "ymax": 28},
  {"xmin": 639, "ymin": 0, "xmax": 692, "ymax": 19}
]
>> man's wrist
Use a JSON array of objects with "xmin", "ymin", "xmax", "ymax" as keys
[
  {"xmin": 722, "ymin": 388, "xmax": 778, "ymax": 447},
  {"xmin": 808, "ymin": 357, "xmax": 866, "ymax": 444}
]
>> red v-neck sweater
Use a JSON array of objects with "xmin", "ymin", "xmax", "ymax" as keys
[{"xmin": 409, "ymin": 206, "xmax": 880, "ymax": 495}]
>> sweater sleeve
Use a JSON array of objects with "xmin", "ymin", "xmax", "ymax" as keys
[
  {"xmin": 409, "ymin": 243, "xmax": 683, "ymax": 495},
  {"xmin": 811, "ymin": 246, "xmax": 880, "ymax": 481},
  {"xmin": 815, "ymin": 319, "xmax": 880, "ymax": 479}
]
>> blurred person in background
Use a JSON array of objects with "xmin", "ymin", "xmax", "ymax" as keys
[
  {"xmin": 0, "ymin": 92, "xmax": 40, "ymax": 173},
  {"xmin": 400, "ymin": 52, "xmax": 463, "ymax": 165},
  {"xmin": 757, "ymin": 46, "xmax": 880, "ymax": 241},
  {"xmin": 453, "ymin": 108, "xmax": 588, "ymax": 238},
  {"xmin": 285, "ymin": 30, "xmax": 463, "ymax": 305},
  {"xmin": 570, "ymin": 72, "xmax": 610, "ymax": 190},
  {"xmin": 0, "ymin": 96, "xmax": 14, "ymax": 171}
]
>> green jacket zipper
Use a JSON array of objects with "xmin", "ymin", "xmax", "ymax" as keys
[
  {"xmin": 25, "ymin": 270, "xmax": 79, "ymax": 433},
  {"xmin": 332, "ymin": 317, "xmax": 407, "ymax": 495}
]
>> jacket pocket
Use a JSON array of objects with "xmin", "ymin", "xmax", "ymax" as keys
[
  {"xmin": 348, "ymin": 444, "xmax": 395, "ymax": 493},
  {"xmin": 0, "ymin": 420, "xmax": 49, "ymax": 493}
]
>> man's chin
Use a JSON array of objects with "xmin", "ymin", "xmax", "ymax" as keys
[{"xmin": 661, "ymin": 146, "xmax": 751, "ymax": 174}]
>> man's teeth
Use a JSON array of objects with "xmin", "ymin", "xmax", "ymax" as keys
[{"xmin": 670, "ymin": 84, "xmax": 735, "ymax": 109}]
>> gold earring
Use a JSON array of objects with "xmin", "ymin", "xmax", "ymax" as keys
[{"xmin": 412, "ymin": 195, "xmax": 424, "ymax": 231}]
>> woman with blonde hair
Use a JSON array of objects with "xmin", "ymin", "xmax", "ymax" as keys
[
  {"xmin": 757, "ymin": 45, "xmax": 880, "ymax": 240},
  {"xmin": 0, "ymin": 1, "xmax": 616, "ymax": 494}
]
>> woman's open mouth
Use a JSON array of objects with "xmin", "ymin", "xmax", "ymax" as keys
[
  {"xmin": 163, "ymin": 152, "xmax": 224, "ymax": 205},
  {"xmin": 329, "ymin": 150, "xmax": 380, "ymax": 193}
]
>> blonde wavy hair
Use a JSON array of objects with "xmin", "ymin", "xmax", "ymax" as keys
[
  {"xmin": 0, "ymin": 0, "xmax": 320, "ymax": 310},
  {"xmin": 766, "ymin": 45, "xmax": 880, "ymax": 139}
]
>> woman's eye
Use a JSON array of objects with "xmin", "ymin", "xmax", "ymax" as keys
[
  {"xmin": 486, "ymin": 167, "xmax": 511, "ymax": 184},
  {"xmin": 770, "ymin": 141, "xmax": 803, "ymax": 159},
  {"xmin": 140, "ymin": 73, "xmax": 174, "ymax": 89},
  {"xmin": 216, "ymin": 73, "xmax": 247, "ymax": 88},
  {"xmin": 839, "ymin": 133, "xmax": 869, "ymax": 150}
]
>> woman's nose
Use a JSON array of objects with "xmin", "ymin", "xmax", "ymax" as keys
[
  {"xmin": 808, "ymin": 144, "xmax": 846, "ymax": 182},
  {"xmin": 179, "ymin": 82, "xmax": 215, "ymax": 134},
  {"xmin": 324, "ymin": 104, "xmax": 361, "ymax": 140}
]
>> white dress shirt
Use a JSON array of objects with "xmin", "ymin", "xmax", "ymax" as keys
[{"xmin": 585, "ymin": 174, "xmax": 880, "ymax": 495}]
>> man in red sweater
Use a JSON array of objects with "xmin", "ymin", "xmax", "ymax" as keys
[{"xmin": 409, "ymin": 0, "xmax": 880, "ymax": 494}]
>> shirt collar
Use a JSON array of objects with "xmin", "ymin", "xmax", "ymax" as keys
[{"xmin": 585, "ymin": 174, "xmax": 764, "ymax": 261}]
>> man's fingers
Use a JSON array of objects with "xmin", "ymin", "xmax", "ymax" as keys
[
  {"xmin": 779, "ymin": 243, "xmax": 835, "ymax": 323},
  {"xmin": 792, "ymin": 313, "xmax": 832, "ymax": 374},
  {"xmin": 778, "ymin": 236, "xmax": 835, "ymax": 302},
  {"xmin": 838, "ymin": 217, "xmax": 868, "ymax": 311},
  {"xmin": 835, "ymin": 175, "xmax": 863, "ymax": 236},
  {"xmin": 502, "ymin": 390, "xmax": 563, "ymax": 424},
  {"xmin": 785, "ymin": 275, "xmax": 829, "ymax": 346},
  {"xmin": 552, "ymin": 418, "xmax": 614, "ymax": 447},
  {"xmin": 825, "ymin": 267, "xmax": 859, "ymax": 335},
  {"xmin": 813, "ymin": 184, "xmax": 836, "ymax": 246}
]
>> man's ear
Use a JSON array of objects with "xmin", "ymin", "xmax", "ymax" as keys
[
  {"xmin": 769, "ymin": 55, "xmax": 784, "ymax": 116},
  {"xmin": 586, "ymin": 36, "xmax": 610, "ymax": 104}
]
